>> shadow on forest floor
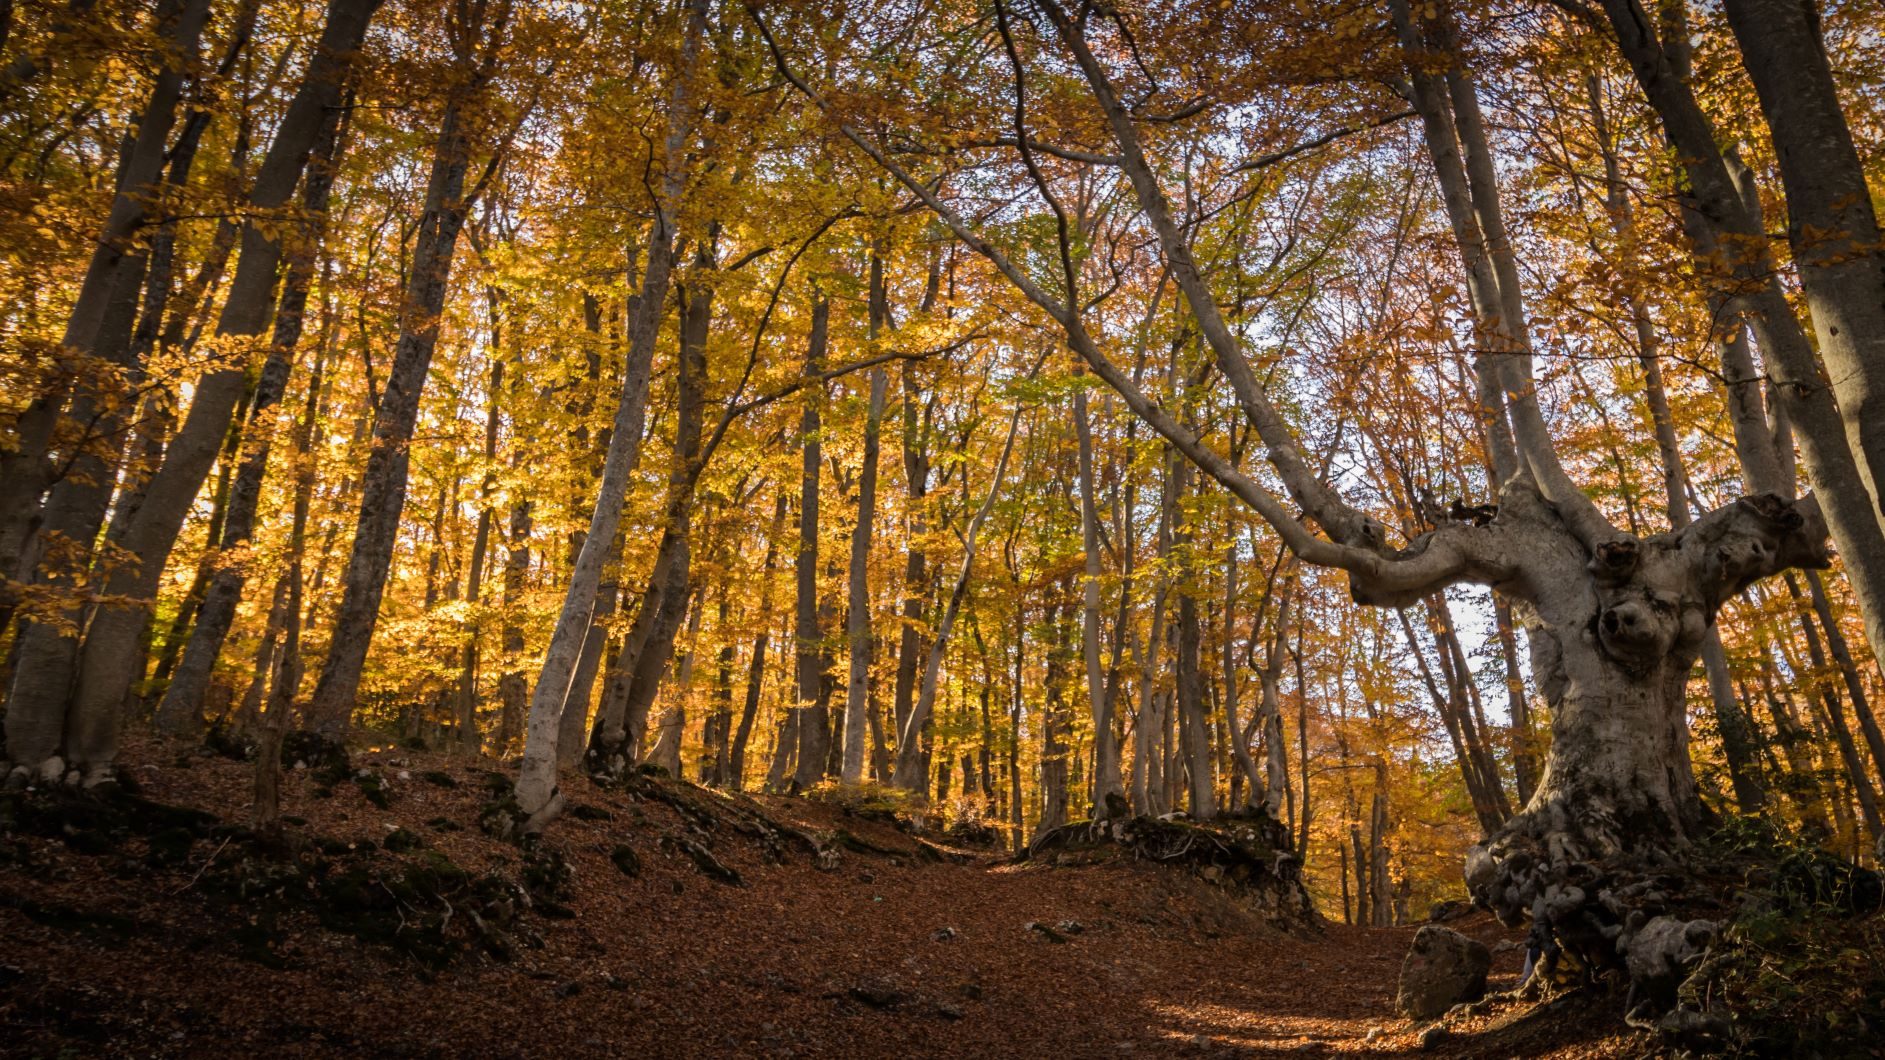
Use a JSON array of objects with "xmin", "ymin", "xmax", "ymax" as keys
[{"xmin": 0, "ymin": 733, "xmax": 1649, "ymax": 1058}]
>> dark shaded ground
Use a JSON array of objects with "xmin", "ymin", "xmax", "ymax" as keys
[{"xmin": 0, "ymin": 736, "xmax": 1644, "ymax": 1058}]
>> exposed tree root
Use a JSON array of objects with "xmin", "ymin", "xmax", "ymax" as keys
[
  {"xmin": 1025, "ymin": 812, "xmax": 1314, "ymax": 927},
  {"xmin": 1466, "ymin": 806, "xmax": 1884, "ymax": 1051}
]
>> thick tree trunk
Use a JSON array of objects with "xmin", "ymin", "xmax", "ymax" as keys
[
  {"xmin": 1464, "ymin": 488, "xmax": 1828, "ymax": 964},
  {"xmin": 1587, "ymin": 73, "xmax": 1769, "ymax": 812},
  {"xmin": 1721, "ymin": 0, "xmax": 1885, "ymax": 520}
]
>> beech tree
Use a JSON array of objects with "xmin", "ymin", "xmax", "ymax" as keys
[
  {"xmin": 750, "ymin": 0, "xmax": 1839, "ymax": 968},
  {"xmin": 10, "ymin": 0, "xmax": 1885, "ymax": 994}
]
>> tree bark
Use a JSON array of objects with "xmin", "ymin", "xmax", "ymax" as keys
[
  {"xmin": 154, "ymin": 95, "xmax": 349, "ymax": 735},
  {"xmin": 730, "ymin": 495, "xmax": 786, "ymax": 790},
  {"xmin": 791, "ymin": 296, "xmax": 832, "ymax": 791},
  {"xmin": 1721, "ymin": 0, "xmax": 1885, "ymax": 520},
  {"xmin": 1075, "ymin": 379, "xmax": 1125, "ymax": 816},
  {"xmin": 840, "ymin": 253, "xmax": 889, "ymax": 785},
  {"xmin": 513, "ymin": 0, "xmax": 707, "ymax": 823},
  {"xmin": 890, "ymin": 402, "xmax": 1025, "ymax": 792},
  {"xmin": 305, "ymin": 0, "xmax": 507, "ymax": 732},
  {"xmin": 1171, "ymin": 458, "xmax": 1215, "ymax": 820}
]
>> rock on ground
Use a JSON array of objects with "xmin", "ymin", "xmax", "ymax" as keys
[{"xmin": 1397, "ymin": 924, "xmax": 1490, "ymax": 1019}]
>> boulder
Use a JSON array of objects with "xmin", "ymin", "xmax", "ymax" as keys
[{"xmin": 1397, "ymin": 925, "xmax": 1490, "ymax": 1019}]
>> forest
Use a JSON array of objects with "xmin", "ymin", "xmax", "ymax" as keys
[{"xmin": 3, "ymin": 0, "xmax": 1885, "ymax": 1054}]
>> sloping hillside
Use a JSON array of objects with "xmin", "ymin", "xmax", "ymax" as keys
[{"xmin": 0, "ymin": 737, "xmax": 1638, "ymax": 1058}]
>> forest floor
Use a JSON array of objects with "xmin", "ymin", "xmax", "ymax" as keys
[{"xmin": 0, "ymin": 736, "xmax": 1647, "ymax": 1058}]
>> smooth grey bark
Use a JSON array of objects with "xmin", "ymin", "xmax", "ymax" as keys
[
  {"xmin": 1721, "ymin": 0, "xmax": 1885, "ymax": 520},
  {"xmin": 614, "ymin": 251, "xmax": 714, "ymax": 769},
  {"xmin": 1171, "ymin": 457, "xmax": 1215, "ymax": 820},
  {"xmin": 890, "ymin": 401, "xmax": 1024, "ymax": 793},
  {"xmin": 1595, "ymin": 0, "xmax": 1885, "ymax": 693},
  {"xmin": 840, "ymin": 256, "xmax": 889, "ymax": 786},
  {"xmin": 1127, "ymin": 460, "xmax": 1174, "ymax": 817},
  {"xmin": 553, "ymin": 295, "xmax": 624, "ymax": 765},
  {"xmin": 155, "ymin": 96, "xmax": 349, "ymax": 735},
  {"xmin": 512, "ymin": 0, "xmax": 708, "ymax": 821},
  {"xmin": 1587, "ymin": 72, "xmax": 1768, "ymax": 812},
  {"xmin": 1034, "ymin": 590, "xmax": 1071, "ymax": 838},
  {"xmin": 889, "ymin": 361, "xmax": 933, "ymax": 781},
  {"xmin": 790, "ymin": 297, "xmax": 832, "ymax": 791},
  {"xmin": 305, "ymin": 0, "xmax": 507, "ymax": 732},
  {"xmin": 1220, "ymin": 547, "xmax": 1262, "ymax": 808}
]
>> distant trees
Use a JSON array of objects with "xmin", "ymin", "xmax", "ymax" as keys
[{"xmin": 5, "ymin": 0, "xmax": 1885, "ymax": 923}]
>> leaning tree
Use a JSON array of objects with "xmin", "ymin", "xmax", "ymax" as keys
[{"xmin": 750, "ymin": 0, "xmax": 1837, "ymax": 982}]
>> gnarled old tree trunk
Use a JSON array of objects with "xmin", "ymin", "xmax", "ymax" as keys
[
  {"xmin": 756, "ymin": 0, "xmax": 1842, "ymax": 991},
  {"xmin": 1458, "ymin": 489, "xmax": 1828, "ymax": 941}
]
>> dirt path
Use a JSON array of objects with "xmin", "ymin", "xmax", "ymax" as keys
[{"xmin": 0, "ymin": 741, "xmax": 1642, "ymax": 1057}]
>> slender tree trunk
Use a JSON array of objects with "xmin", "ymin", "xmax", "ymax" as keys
[
  {"xmin": 494, "ymin": 497, "xmax": 531, "ymax": 749},
  {"xmin": 1035, "ymin": 591, "xmax": 1071, "ymax": 838},
  {"xmin": 1784, "ymin": 574, "xmax": 1884, "ymax": 842},
  {"xmin": 305, "ymin": 0, "xmax": 508, "ymax": 732},
  {"xmin": 155, "ymin": 97, "xmax": 350, "ymax": 734},
  {"xmin": 730, "ymin": 495, "xmax": 786, "ymax": 790},
  {"xmin": 891, "ymin": 403, "xmax": 1025, "ymax": 792},
  {"xmin": 1171, "ymin": 459, "xmax": 1216, "ymax": 820},
  {"xmin": 1075, "ymin": 380, "xmax": 1124, "ymax": 815},
  {"xmin": 841, "ymin": 254, "xmax": 889, "ymax": 785},
  {"xmin": 701, "ymin": 587, "xmax": 734, "ymax": 785},
  {"xmin": 789, "ymin": 296, "xmax": 832, "ymax": 790},
  {"xmin": 512, "ymin": 0, "xmax": 709, "ymax": 823},
  {"xmin": 891, "ymin": 361, "xmax": 932, "ymax": 775}
]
